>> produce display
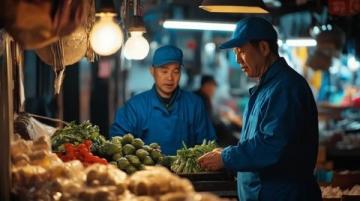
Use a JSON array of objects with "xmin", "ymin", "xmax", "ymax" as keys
[
  {"xmin": 11, "ymin": 134, "xmax": 225, "ymax": 201},
  {"xmin": 98, "ymin": 134, "xmax": 164, "ymax": 174},
  {"xmin": 51, "ymin": 122, "xmax": 164, "ymax": 174},
  {"xmin": 171, "ymin": 140, "xmax": 217, "ymax": 174}
]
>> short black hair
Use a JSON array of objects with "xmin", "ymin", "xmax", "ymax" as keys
[
  {"xmin": 249, "ymin": 39, "xmax": 279, "ymax": 56},
  {"xmin": 201, "ymin": 75, "xmax": 217, "ymax": 86}
]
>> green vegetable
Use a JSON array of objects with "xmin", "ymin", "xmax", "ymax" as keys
[
  {"xmin": 122, "ymin": 134, "xmax": 134, "ymax": 145},
  {"xmin": 101, "ymin": 141, "xmax": 121, "ymax": 156},
  {"xmin": 143, "ymin": 156, "xmax": 155, "ymax": 165},
  {"xmin": 123, "ymin": 144, "xmax": 136, "ymax": 155},
  {"xmin": 117, "ymin": 157, "xmax": 130, "ymax": 169},
  {"xmin": 157, "ymin": 156, "xmax": 164, "ymax": 164},
  {"xmin": 161, "ymin": 156, "xmax": 177, "ymax": 168},
  {"xmin": 135, "ymin": 149, "xmax": 149, "ymax": 160},
  {"xmin": 112, "ymin": 152, "xmax": 123, "ymax": 161},
  {"xmin": 126, "ymin": 155, "xmax": 141, "ymax": 166},
  {"xmin": 137, "ymin": 164, "xmax": 146, "ymax": 170},
  {"xmin": 132, "ymin": 138, "xmax": 144, "ymax": 149},
  {"xmin": 111, "ymin": 136, "xmax": 123, "ymax": 146},
  {"xmin": 150, "ymin": 149, "xmax": 162, "ymax": 162},
  {"xmin": 142, "ymin": 145, "xmax": 152, "ymax": 152},
  {"xmin": 125, "ymin": 165, "xmax": 137, "ymax": 174},
  {"xmin": 51, "ymin": 121, "xmax": 105, "ymax": 152},
  {"xmin": 149, "ymin": 142, "xmax": 160, "ymax": 150},
  {"xmin": 171, "ymin": 140, "xmax": 218, "ymax": 174}
]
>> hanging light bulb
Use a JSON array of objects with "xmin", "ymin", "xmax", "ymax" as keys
[
  {"xmin": 90, "ymin": 13, "xmax": 124, "ymax": 56},
  {"xmin": 124, "ymin": 31, "xmax": 149, "ymax": 60},
  {"xmin": 90, "ymin": 13, "xmax": 123, "ymax": 56},
  {"xmin": 123, "ymin": 0, "xmax": 149, "ymax": 60}
]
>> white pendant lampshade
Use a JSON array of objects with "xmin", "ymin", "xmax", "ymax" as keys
[{"xmin": 124, "ymin": 31, "xmax": 150, "ymax": 60}]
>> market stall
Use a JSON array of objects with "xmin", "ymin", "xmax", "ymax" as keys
[
  {"xmin": 1, "ymin": 1, "xmax": 360, "ymax": 201},
  {"xmin": 7, "ymin": 119, "xmax": 236, "ymax": 201}
]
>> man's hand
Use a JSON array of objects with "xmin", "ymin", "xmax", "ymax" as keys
[{"xmin": 197, "ymin": 148, "xmax": 224, "ymax": 171}]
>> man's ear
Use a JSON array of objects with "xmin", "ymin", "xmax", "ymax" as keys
[
  {"xmin": 149, "ymin": 67, "xmax": 155, "ymax": 77},
  {"xmin": 259, "ymin": 41, "xmax": 271, "ymax": 56}
]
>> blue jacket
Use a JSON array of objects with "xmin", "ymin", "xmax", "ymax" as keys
[
  {"xmin": 110, "ymin": 86, "xmax": 216, "ymax": 155},
  {"xmin": 221, "ymin": 58, "xmax": 321, "ymax": 201}
]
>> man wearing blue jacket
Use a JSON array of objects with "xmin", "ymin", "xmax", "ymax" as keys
[
  {"xmin": 198, "ymin": 17, "xmax": 322, "ymax": 201},
  {"xmin": 110, "ymin": 45, "xmax": 216, "ymax": 155}
]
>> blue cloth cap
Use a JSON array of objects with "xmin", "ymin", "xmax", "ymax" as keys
[
  {"xmin": 220, "ymin": 17, "xmax": 277, "ymax": 49},
  {"xmin": 152, "ymin": 45, "xmax": 183, "ymax": 67}
]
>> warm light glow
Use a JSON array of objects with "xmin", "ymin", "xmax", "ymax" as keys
[
  {"xmin": 163, "ymin": 20, "xmax": 236, "ymax": 31},
  {"xmin": 199, "ymin": 5, "xmax": 268, "ymax": 13},
  {"xmin": 90, "ymin": 13, "xmax": 124, "ymax": 56},
  {"xmin": 123, "ymin": 31, "xmax": 150, "ymax": 60}
]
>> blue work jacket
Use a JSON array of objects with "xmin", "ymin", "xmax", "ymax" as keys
[
  {"xmin": 110, "ymin": 86, "xmax": 216, "ymax": 155},
  {"xmin": 222, "ymin": 58, "xmax": 322, "ymax": 201}
]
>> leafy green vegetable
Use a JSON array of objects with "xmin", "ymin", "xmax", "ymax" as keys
[
  {"xmin": 170, "ymin": 140, "xmax": 217, "ymax": 174},
  {"xmin": 51, "ymin": 121, "xmax": 106, "ymax": 152}
]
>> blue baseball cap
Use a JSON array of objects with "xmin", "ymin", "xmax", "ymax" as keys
[
  {"xmin": 219, "ymin": 17, "xmax": 277, "ymax": 49},
  {"xmin": 152, "ymin": 45, "xmax": 183, "ymax": 67}
]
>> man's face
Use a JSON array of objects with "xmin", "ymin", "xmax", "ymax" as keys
[
  {"xmin": 150, "ymin": 63, "xmax": 181, "ymax": 98},
  {"xmin": 233, "ymin": 42, "xmax": 268, "ymax": 78},
  {"xmin": 203, "ymin": 83, "xmax": 217, "ymax": 98}
]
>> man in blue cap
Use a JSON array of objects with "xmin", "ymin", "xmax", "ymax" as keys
[
  {"xmin": 110, "ymin": 45, "xmax": 216, "ymax": 155},
  {"xmin": 198, "ymin": 17, "xmax": 321, "ymax": 201}
]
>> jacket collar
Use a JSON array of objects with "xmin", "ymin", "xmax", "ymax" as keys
[
  {"xmin": 259, "ymin": 57, "xmax": 286, "ymax": 87},
  {"xmin": 248, "ymin": 57, "xmax": 287, "ymax": 95},
  {"xmin": 150, "ymin": 85, "xmax": 181, "ymax": 111}
]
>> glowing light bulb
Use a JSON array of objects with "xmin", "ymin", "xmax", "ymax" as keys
[
  {"xmin": 123, "ymin": 31, "xmax": 150, "ymax": 60},
  {"xmin": 90, "ymin": 13, "xmax": 124, "ymax": 56}
]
